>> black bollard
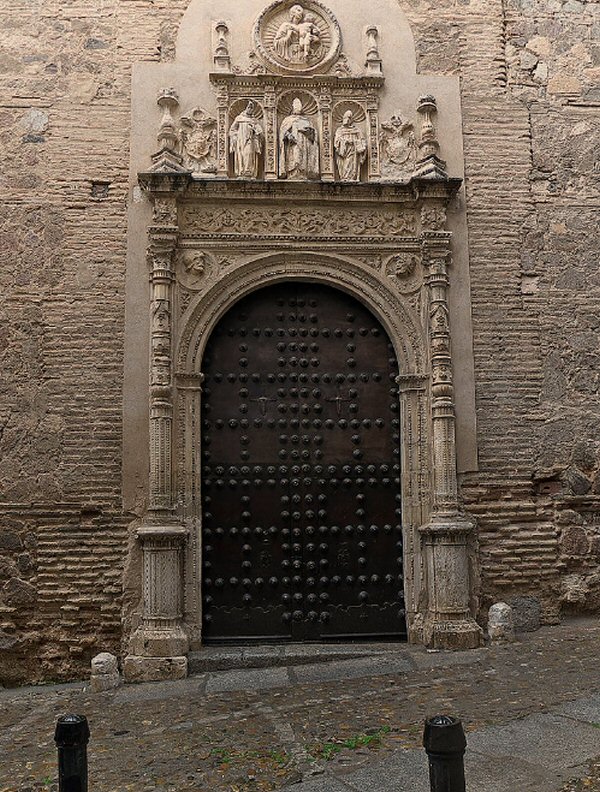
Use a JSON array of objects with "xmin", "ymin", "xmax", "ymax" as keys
[
  {"xmin": 423, "ymin": 715, "xmax": 467, "ymax": 792},
  {"xmin": 54, "ymin": 714, "xmax": 90, "ymax": 792}
]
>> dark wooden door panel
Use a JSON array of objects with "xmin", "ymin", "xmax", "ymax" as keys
[{"xmin": 201, "ymin": 283, "xmax": 406, "ymax": 642}]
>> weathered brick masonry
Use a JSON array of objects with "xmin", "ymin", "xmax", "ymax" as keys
[{"xmin": 0, "ymin": 0, "xmax": 598, "ymax": 684}]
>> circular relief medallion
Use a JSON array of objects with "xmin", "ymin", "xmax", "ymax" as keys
[{"xmin": 253, "ymin": 1, "xmax": 342, "ymax": 74}]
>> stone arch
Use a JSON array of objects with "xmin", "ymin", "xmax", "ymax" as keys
[
  {"xmin": 177, "ymin": 252, "xmax": 426, "ymax": 377},
  {"xmin": 174, "ymin": 253, "xmax": 431, "ymax": 649}
]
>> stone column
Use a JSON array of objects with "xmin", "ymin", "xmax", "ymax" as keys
[
  {"xmin": 216, "ymin": 83, "xmax": 230, "ymax": 178},
  {"xmin": 420, "ymin": 221, "xmax": 482, "ymax": 650},
  {"xmin": 124, "ymin": 194, "xmax": 189, "ymax": 682},
  {"xmin": 264, "ymin": 84, "xmax": 278, "ymax": 181},
  {"xmin": 366, "ymin": 91, "xmax": 381, "ymax": 182},
  {"xmin": 319, "ymin": 87, "xmax": 334, "ymax": 182}
]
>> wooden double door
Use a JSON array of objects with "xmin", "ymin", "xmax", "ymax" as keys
[{"xmin": 201, "ymin": 282, "xmax": 406, "ymax": 642}]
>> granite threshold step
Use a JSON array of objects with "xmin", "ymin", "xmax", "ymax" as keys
[{"xmin": 188, "ymin": 642, "xmax": 400, "ymax": 674}]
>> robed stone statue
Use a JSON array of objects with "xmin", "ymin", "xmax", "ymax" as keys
[
  {"xmin": 229, "ymin": 100, "xmax": 264, "ymax": 179},
  {"xmin": 279, "ymin": 98, "xmax": 320, "ymax": 181},
  {"xmin": 334, "ymin": 111, "xmax": 367, "ymax": 182}
]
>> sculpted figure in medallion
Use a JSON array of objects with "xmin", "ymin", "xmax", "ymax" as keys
[
  {"xmin": 334, "ymin": 111, "xmax": 367, "ymax": 182},
  {"xmin": 274, "ymin": 4, "xmax": 321, "ymax": 64},
  {"xmin": 229, "ymin": 100, "xmax": 264, "ymax": 178},
  {"xmin": 279, "ymin": 98, "xmax": 320, "ymax": 180}
]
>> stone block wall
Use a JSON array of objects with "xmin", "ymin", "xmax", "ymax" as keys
[{"xmin": 0, "ymin": 0, "xmax": 598, "ymax": 683}]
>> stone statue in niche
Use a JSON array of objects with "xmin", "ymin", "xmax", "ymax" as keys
[
  {"xmin": 180, "ymin": 108, "xmax": 217, "ymax": 176},
  {"xmin": 279, "ymin": 98, "xmax": 320, "ymax": 180},
  {"xmin": 334, "ymin": 111, "xmax": 367, "ymax": 182},
  {"xmin": 229, "ymin": 100, "xmax": 264, "ymax": 178},
  {"xmin": 274, "ymin": 4, "xmax": 321, "ymax": 64},
  {"xmin": 380, "ymin": 114, "xmax": 417, "ymax": 181}
]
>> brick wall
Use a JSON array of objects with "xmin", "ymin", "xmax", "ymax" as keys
[{"xmin": 0, "ymin": 0, "xmax": 598, "ymax": 683}]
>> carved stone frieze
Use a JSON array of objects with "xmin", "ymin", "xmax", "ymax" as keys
[
  {"xmin": 253, "ymin": 1, "xmax": 342, "ymax": 75},
  {"xmin": 180, "ymin": 204, "xmax": 415, "ymax": 239}
]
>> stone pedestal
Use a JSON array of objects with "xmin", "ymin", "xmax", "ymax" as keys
[
  {"xmin": 124, "ymin": 524, "xmax": 189, "ymax": 682},
  {"xmin": 421, "ymin": 515, "xmax": 483, "ymax": 650}
]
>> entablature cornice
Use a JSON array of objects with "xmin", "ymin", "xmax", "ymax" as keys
[
  {"xmin": 138, "ymin": 174, "xmax": 462, "ymax": 207},
  {"xmin": 209, "ymin": 72, "xmax": 385, "ymax": 91}
]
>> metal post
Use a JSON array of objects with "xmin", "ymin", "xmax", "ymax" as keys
[
  {"xmin": 54, "ymin": 714, "xmax": 90, "ymax": 792},
  {"xmin": 423, "ymin": 715, "xmax": 467, "ymax": 792}
]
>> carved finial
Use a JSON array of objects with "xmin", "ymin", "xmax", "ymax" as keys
[
  {"xmin": 214, "ymin": 21, "xmax": 231, "ymax": 71},
  {"xmin": 365, "ymin": 26, "xmax": 382, "ymax": 75},
  {"xmin": 150, "ymin": 89, "xmax": 188, "ymax": 174},
  {"xmin": 414, "ymin": 94, "xmax": 448, "ymax": 180}
]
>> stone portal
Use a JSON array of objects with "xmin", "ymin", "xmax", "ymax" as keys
[{"xmin": 123, "ymin": 0, "xmax": 482, "ymax": 682}]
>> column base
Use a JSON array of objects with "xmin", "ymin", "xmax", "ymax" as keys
[
  {"xmin": 123, "ymin": 655, "xmax": 188, "ymax": 683},
  {"xmin": 426, "ymin": 617, "xmax": 483, "ymax": 651},
  {"xmin": 129, "ymin": 624, "xmax": 189, "ymax": 657}
]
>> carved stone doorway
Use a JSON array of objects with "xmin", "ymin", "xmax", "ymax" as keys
[{"xmin": 200, "ymin": 282, "xmax": 407, "ymax": 642}]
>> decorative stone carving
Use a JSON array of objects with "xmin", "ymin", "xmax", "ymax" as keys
[
  {"xmin": 229, "ymin": 100, "xmax": 264, "ymax": 178},
  {"xmin": 177, "ymin": 249, "xmax": 212, "ymax": 290},
  {"xmin": 180, "ymin": 203, "xmax": 415, "ymax": 238},
  {"xmin": 151, "ymin": 89, "xmax": 188, "ymax": 174},
  {"xmin": 334, "ymin": 110, "xmax": 367, "ymax": 182},
  {"xmin": 387, "ymin": 252, "xmax": 418, "ymax": 279},
  {"xmin": 254, "ymin": 1, "xmax": 342, "ymax": 75},
  {"xmin": 213, "ymin": 20, "xmax": 231, "ymax": 71},
  {"xmin": 279, "ymin": 97, "xmax": 320, "ymax": 180},
  {"xmin": 180, "ymin": 108, "xmax": 217, "ymax": 176},
  {"xmin": 380, "ymin": 115, "xmax": 416, "ymax": 182},
  {"xmin": 152, "ymin": 197, "xmax": 178, "ymax": 227},
  {"xmin": 365, "ymin": 26, "xmax": 382, "ymax": 75},
  {"xmin": 415, "ymin": 95, "xmax": 448, "ymax": 180},
  {"xmin": 421, "ymin": 204, "xmax": 447, "ymax": 231},
  {"xmin": 128, "ymin": 524, "xmax": 189, "ymax": 664}
]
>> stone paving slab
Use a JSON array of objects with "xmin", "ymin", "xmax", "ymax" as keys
[
  {"xmin": 189, "ymin": 642, "xmax": 397, "ymax": 673},
  {"xmin": 1, "ymin": 620, "xmax": 600, "ymax": 792},
  {"xmin": 293, "ymin": 655, "xmax": 416, "ymax": 685},
  {"xmin": 554, "ymin": 694, "xmax": 600, "ymax": 726},
  {"xmin": 467, "ymin": 713, "xmax": 600, "ymax": 769},
  {"xmin": 281, "ymin": 711, "xmax": 600, "ymax": 792},
  {"xmin": 206, "ymin": 665, "xmax": 290, "ymax": 693}
]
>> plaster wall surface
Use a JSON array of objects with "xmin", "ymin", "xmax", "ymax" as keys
[{"xmin": 0, "ymin": 0, "xmax": 598, "ymax": 683}]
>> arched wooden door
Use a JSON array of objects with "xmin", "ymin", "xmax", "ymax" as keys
[{"xmin": 201, "ymin": 282, "xmax": 406, "ymax": 642}]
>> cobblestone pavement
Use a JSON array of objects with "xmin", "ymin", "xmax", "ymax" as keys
[{"xmin": 1, "ymin": 618, "xmax": 599, "ymax": 792}]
